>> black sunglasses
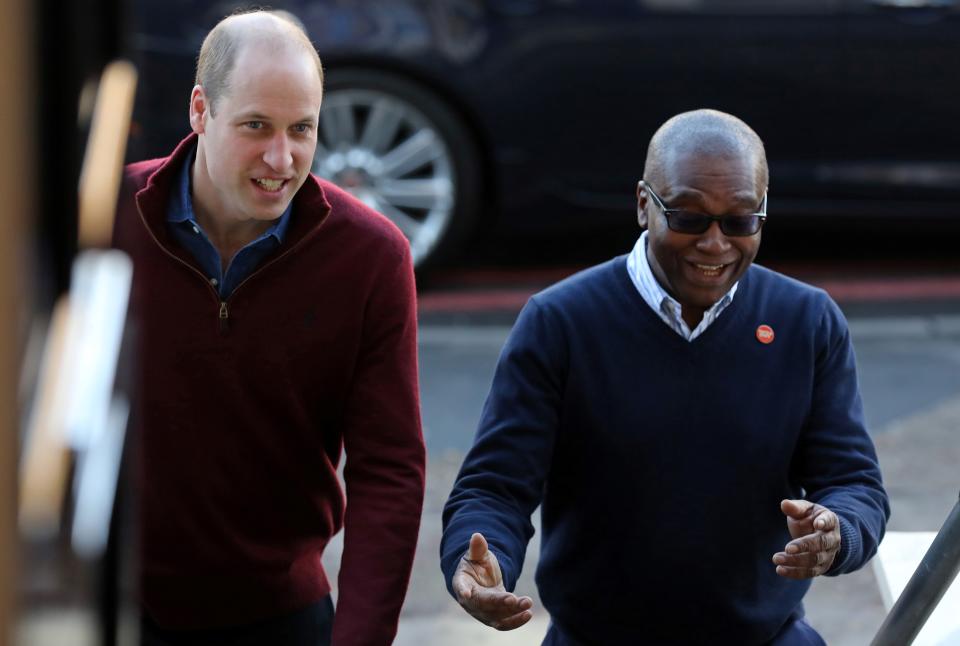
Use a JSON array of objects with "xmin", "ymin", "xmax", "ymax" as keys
[{"xmin": 643, "ymin": 182, "xmax": 767, "ymax": 237}]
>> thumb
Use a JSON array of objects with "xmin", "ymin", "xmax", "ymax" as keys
[
  {"xmin": 468, "ymin": 532, "xmax": 489, "ymax": 561},
  {"xmin": 781, "ymin": 499, "xmax": 814, "ymax": 520}
]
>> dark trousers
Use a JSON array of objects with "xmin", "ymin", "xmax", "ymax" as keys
[
  {"xmin": 140, "ymin": 596, "xmax": 334, "ymax": 646},
  {"xmin": 541, "ymin": 614, "xmax": 826, "ymax": 645}
]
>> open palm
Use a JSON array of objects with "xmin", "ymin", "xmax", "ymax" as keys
[{"xmin": 451, "ymin": 533, "xmax": 534, "ymax": 630}]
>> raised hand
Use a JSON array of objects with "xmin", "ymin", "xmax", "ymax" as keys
[
  {"xmin": 773, "ymin": 499, "xmax": 841, "ymax": 579},
  {"xmin": 451, "ymin": 532, "xmax": 534, "ymax": 630}
]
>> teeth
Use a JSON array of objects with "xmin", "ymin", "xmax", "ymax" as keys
[
  {"xmin": 694, "ymin": 263, "xmax": 724, "ymax": 276},
  {"xmin": 255, "ymin": 178, "xmax": 283, "ymax": 191}
]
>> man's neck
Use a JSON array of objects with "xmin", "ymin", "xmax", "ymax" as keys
[
  {"xmin": 193, "ymin": 206, "xmax": 273, "ymax": 271},
  {"xmin": 680, "ymin": 305, "xmax": 705, "ymax": 331},
  {"xmin": 190, "ymin": 157, "xmax": 275, "ymax": 270}
]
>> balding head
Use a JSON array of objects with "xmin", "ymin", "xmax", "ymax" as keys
[
  {"xmin": 195, "ymin": 9, "xmax": 323, "ymax": 116},
  {"xmin": 643, "ymin": 109, "xmax": 768, "ymax": 193}
]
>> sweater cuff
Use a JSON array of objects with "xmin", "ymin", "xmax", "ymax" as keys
[{"xmin": 827, "ymin": 513, "xmax": 860, "ymax": 576}]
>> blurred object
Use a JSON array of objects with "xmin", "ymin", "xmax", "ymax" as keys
[
  {"xmin": 17, "ymin": 59, "xmax": 138, "ymax": 646},
  {"xmin": 37, "ymin": 0, "xmax": 129, "ymax": 297},
  {"xmin": 872, "ymin": 494, "xmax": 960, "ymax": 645},
  {"xmin": 17, "ymin": 247, "xmax": 134, "ymax": 552},
  {"xmin": 1, "ymin": 0, "xmax": 35, "ymax": 642},
  {"xmin": 18, "ymin": 299, "xmax": 74, "ymax": 537},
  {"xmin": 19, "ymin": 59, "xmax": 137, "ymax": 550},
  {"xmin": 79, "ymin": 61, "xmax": 138, "ymax": 249},
  {"xmin": 72, "ymin": 397, "xmax": 130, "ymax": 559},
  {"xmin": 13, "ymin": 0, "xmax": 135, "ymax": 644}
]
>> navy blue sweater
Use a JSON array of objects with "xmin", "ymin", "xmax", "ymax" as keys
[{"xmin": 441, "ymin": 257, "xmax": 889, "ymax": 645}]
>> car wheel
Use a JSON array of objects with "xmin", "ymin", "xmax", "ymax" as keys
[{"xmin": 313, "ymin": 68, "xmax": 481, "ymax": 269}]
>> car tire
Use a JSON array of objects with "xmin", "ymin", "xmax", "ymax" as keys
[{"xmin": 313, "ymin": 68, "xmax": 482, "ymax": 270}]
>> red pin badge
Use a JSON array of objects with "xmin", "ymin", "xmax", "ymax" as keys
[{"xmin": 756, "ymin": 324, "xmax": 775, "ymax": 344}]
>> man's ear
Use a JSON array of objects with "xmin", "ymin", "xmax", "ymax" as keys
[
  {"xmin": 636, "ymin": 180, "xmax": 649, "ymax": 229},
  {"xmin": 189, "ymin": 85, "xmax": 209, "ymax": 135}
]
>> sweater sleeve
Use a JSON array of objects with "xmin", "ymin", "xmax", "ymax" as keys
[
  {"xmin": 793, "ymin": 296, "xmax": 890, "ymax": 576},
  {"xmin": 440, "ymin": 296, "xmax": 566, "ymax": 595},
  {"xmin": 332, "ymin": 243, "xmax": 426, "ymax": 646}
]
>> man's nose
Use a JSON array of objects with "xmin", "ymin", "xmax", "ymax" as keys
[
  {"xmin": 696, "ymin": 220, "xmax": 731, "ymax": 253},
  {"xmin": 263, "ymin": 133, "xmax": 293, "ymax": 171}
]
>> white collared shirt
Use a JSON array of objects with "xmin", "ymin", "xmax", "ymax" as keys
[{"xmin": 625, "ymin": 231, "xmax": 738, "ymax": 341}]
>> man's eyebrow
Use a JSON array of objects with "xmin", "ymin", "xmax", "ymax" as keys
[
  {"xmin": 236, "ymin": 112, "xmax": 271, "ymax": 121},
  {"xmin": 234, "ymin": 112, "xmax": 319, "ymax": 125},
  {"xmin": 665, "ymin": 189, "xmax": 762, "ymax": 210},
  {"xmin": 730, "ymin": 192, "xmax": 764, "ymax": 208},
  {"xmin": 663, "ymin": 189, "xmax": 705, "ymax": 203}
]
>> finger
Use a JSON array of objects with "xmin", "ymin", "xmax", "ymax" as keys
[
  {"xmin": 822, "ymin": 529, "xmax": 840, "ymax": 552},
  {"xmin": 807, "ymin": 527, "xmax": 841, "ymax": 554},
  {"xmin": 812, "ymin": 509, "xmax": 838, "ymax": 532},
  {"xmin": 785, "ymin": 530, "xmax": 840, "ymax": 556},
  {"xmin": 466, "ymin": 587, "xmax": 522, "ymax": 614},
  {"xmin": 452, "ymin": 573, "xmax": 475, "ymax": 602},
  {"xmin": 773, "ymin": 549, "xmax": 827, "ymax": 570},
  {"xmin": 492, "ymin": 609, "xmax": 534, "ymax": 631},
  {"xmin": 468, "ymin": 532, "xmax": 489, "ymax": 562},
  {"xmin": 780, "ymin": 499, "xmax": 814, "ymax": 520}
]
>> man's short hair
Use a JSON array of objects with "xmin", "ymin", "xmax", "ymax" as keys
[
  {"xmin": 644, "ymin": 109, "xmax": 769, "ymax": 191},
  {"xmin": 194, "ymin": 8, "xmax": 324, "ymax": 116}
]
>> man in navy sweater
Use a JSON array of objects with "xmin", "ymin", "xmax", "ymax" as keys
[{"xmin": 441, "ymin": 109, "xmax": 889, "ymax": 644}]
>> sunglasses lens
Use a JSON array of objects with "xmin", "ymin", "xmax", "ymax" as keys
[
  {"xmin": 661, "ymin": 205, "xmax": 764, "ymax": 237},
  {"xmin": 666, "ymin": 211, "xmax": 710, "ymax": 234},
  {"xmin": 721, "ymin": 216, "xmax": 761, "ymax": 236}
]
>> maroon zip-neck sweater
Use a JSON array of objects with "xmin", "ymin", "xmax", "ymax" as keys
[{"xmin": 115, "ymin": 134, "xmax": 425, "ymax": 645}]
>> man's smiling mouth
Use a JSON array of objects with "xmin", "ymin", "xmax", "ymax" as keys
[
  {"xmin": 254, "ymin": 178, "xmax": 285, "ymax": 192},
  {"xmin": 692, "ymin": 262, "xmax": 728, "ymax": 278}
]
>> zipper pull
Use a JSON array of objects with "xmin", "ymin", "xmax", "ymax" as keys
[{"xmin": 219, "ymin": 301, "xmax": 229, "ymax": 332}]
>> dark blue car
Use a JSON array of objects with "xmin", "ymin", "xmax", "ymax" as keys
[{"xmin": 131, "ymin": 0, "xmax": 960, "ymax": 268}]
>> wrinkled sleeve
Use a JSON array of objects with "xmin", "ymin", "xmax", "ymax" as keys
[
  {"xmin": 440, "ymin": 296, "xmax": 567, "ymax": 594},
  {"xmin": 332, "ymin": 243, "xmax": 425, "ymax": 646},
  {"xmin": 794, "ymin": 296, "xmax": 890, "ymax": 575}
]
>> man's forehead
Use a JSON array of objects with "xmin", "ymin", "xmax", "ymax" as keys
[
  {"xmin": 660, "ymin": 147, "xmax": 760, "ymax": 183},
  {"xmin": 231, "ymin": 39, "xmax": 307, "ymax": 70},
  {"xmin": 654, "ymin": 151, "xmax": 764, "ymax": 207},
  {"xmin": 220, "ymin": 43, "xmax": 322, "ymax": 106}
]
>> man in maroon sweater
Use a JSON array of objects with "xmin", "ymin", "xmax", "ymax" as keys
[{"xmin": 114, "ymin": 10, "xmax": 425, "ymax": 645}]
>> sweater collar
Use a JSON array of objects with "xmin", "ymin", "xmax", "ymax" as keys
[
  {"xmin": 134, "ymin": 133, "xmax": 332, "ymax": 251},
  {"xmin": 627, "ymin": 231, "xmax": 739, "ymax": 341}
]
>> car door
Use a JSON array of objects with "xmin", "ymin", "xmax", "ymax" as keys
[
  {"xmin": 832, "ymin": 0, "xmax": 960, "ymax": 212},
  {"xmin": 479, "ymin": 0, "xmax": 844, "ymax": 222}
]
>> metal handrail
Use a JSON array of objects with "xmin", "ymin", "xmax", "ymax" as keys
[{"xmin": 871, "ymin": 491, "xmax": 960, "ymax": 646}]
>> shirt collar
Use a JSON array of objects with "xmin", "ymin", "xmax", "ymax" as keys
[
  {"xmin": 166, "ymin": 146, "xmax": 196, "ymax": 225},
  {"xmin": 632, "ymin": 230, "xmax": 739, "ymax": 322}
]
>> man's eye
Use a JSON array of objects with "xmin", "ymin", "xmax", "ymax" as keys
[
  {"xmin": 246, "ymin": 121, "xmax": 264, "ymax": 130},
  {"xmin": 293, "ymin": 124, "xmax": 312, "ymax": 134}
]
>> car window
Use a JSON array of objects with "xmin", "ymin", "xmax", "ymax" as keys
[{"xmin": 639, "ymin": 0, "xmax": 838, "ymax": 13}]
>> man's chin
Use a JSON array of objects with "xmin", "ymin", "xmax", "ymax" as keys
[
  {"xmin": 255, "ymin": 210, "xmax": 288, "ymax": 223},
  {"xmin": 242, "ymin": 199, "xmax": 293, "ymax": 223}
]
